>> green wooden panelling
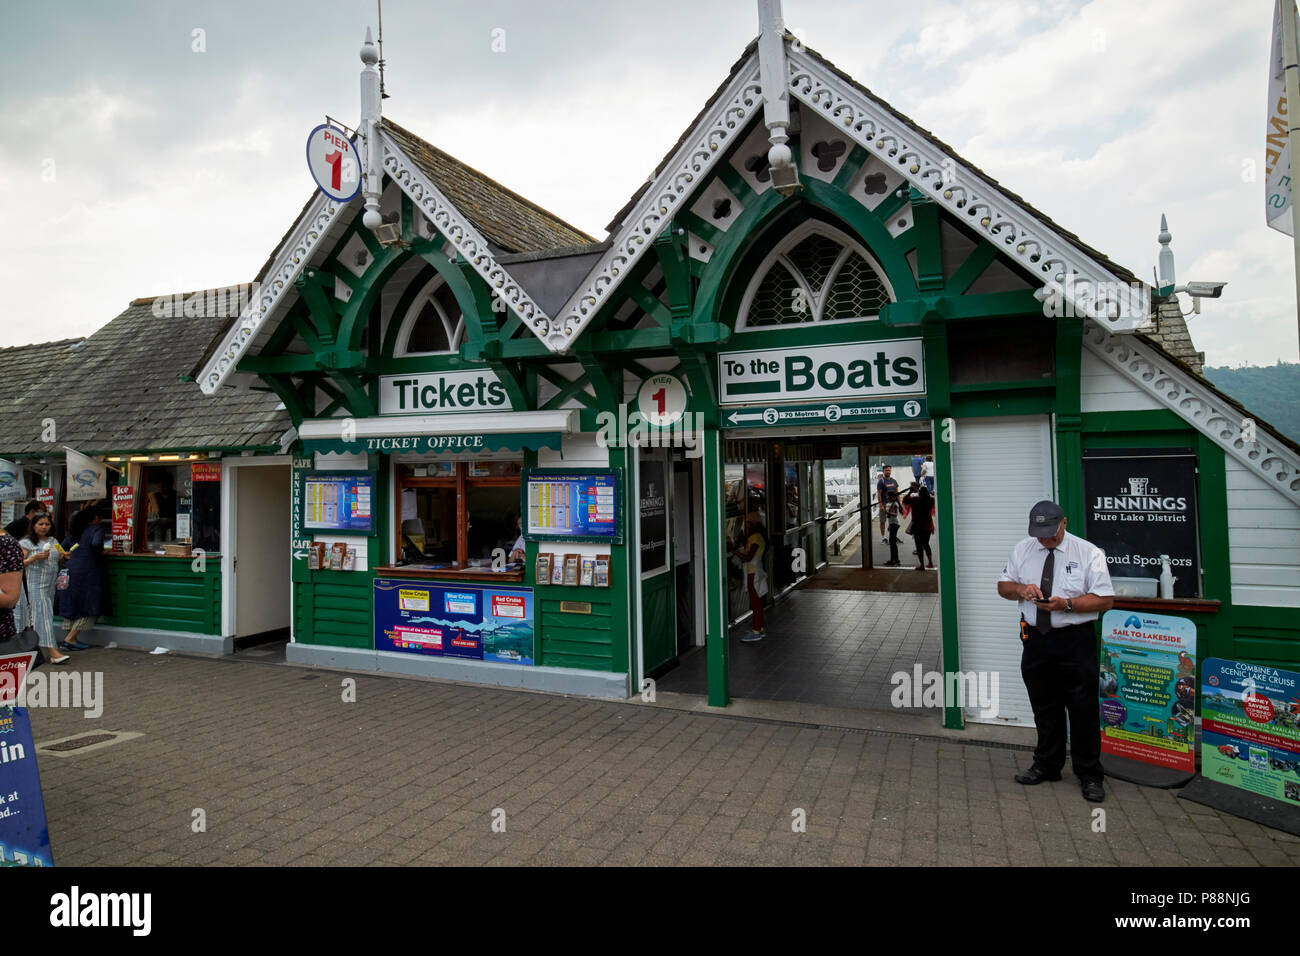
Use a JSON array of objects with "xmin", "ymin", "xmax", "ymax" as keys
[
  {"xmin": 641, "ymin": 571, "xmax": 675, "ymax": 674},
  {"xmin": 99, "ymin": 556, "xmax": 222, "ymax": 634},
  {"xmin": 537, "ymin": 591, "xmax": 617, "ymax": 671}
]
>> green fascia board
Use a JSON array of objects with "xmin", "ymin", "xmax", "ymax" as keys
[{"xmin": 300, "ymin": 431, "xmax": 564, "ymax": 455}]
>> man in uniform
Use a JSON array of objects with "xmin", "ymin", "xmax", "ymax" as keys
[{"xmin": 997, "ymin": 500, "xmax": 1114, "ymax": 802}]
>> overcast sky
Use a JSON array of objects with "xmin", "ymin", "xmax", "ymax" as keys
[{"xmin": 0, "ymin": 0, "xmax": 1293, "ymax": 366}]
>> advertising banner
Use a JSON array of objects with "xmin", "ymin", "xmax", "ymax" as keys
[
  {"xmin": 190, "ymin": 462, "xmax": 221, "ymax": 482},
  {"xmin": 0, "ymin": 699, "xmax": 54, "ymax": 867},
  {"xmin": 35, "ymin": 488, "xmax": 55, "ymax": 519},
  {"xmin": 63, "ymin": 448, "xmax": 106, "ymax": 502},
  {"xmin": 111, "ymin": 486, "xmax": 134, "ymax": 553},
  {"xmin": 374, "ymin": 579, "xmax": 534, "ymax": 665},
  {"xmin": 1201, "ymin": 657, "xmax": 1300, "ymax": 805},
  {"xmin": 1083, "ymin": 449, "xmax": 1200, "ymax": 597},
  {"xmin": 0, "ymin": 459, "xmax": 23, "ymax": 502},
  {"xmin": 1098, "ymin": 610, "xmax": 1197, "ymax": 772}
]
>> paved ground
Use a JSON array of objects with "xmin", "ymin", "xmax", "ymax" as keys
[
  {"xmin": 23, "ymin": 647, "xmax": 1300, "ymax": 866},
  {"xmin": 658, "ymin": 590, "xmax": 940, "ymax": 711}
]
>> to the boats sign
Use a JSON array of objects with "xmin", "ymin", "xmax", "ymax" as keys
[{"xmin": 717, "ymin": 340, "xmax": 925, "ymax": 406}]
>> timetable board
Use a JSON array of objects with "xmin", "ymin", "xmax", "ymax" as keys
[
  {"xmin": 301, "ymin": 472, "xmax": 375, "ymax": 534},
  {"xmin": 524, "ymin": 470, "xmax": 620, "ymax": 542}
]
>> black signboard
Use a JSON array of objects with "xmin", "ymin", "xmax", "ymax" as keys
[
  {"xmin": 639, "ymin": 460, "xmax": 668, "ymax": 573},
  {"xmin": 1083, "ymin": 448, "xmax": 1200, "ymax": 598}
]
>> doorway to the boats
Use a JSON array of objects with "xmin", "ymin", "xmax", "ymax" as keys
[{"xmin": 656, "ymin": 429, "xmax": 941, "ymax": 713}]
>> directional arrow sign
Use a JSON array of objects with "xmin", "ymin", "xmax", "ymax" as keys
[
  {"xmin": 293, "ymin": 550, "xmax": 310, "ymax": 561},
  {"xmin": 722, "ymin": 398, "xmax": 927, "ymax": 429}
]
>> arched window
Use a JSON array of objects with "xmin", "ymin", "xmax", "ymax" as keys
[
  {"xmin": 738, "ymin": 223, "xmax": 892, "ymax": 329},
  {"xmin": 393, "ymin": 276, "xmax": 466, "ymax": 356}
]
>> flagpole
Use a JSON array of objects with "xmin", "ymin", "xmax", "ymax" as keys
[{"xmin": 1283, "ymin": 0, "xmax": 1300, "ymax": 357}]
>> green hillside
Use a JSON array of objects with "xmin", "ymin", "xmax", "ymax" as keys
[{"xmin": 1203, "ymin": 362, "xmax": 1300, "ymax": 446}]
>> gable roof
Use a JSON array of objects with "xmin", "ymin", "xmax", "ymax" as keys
[
  {"xmin": 542, "ymin": 34, "xmax": 1152, "ymax": 353},
  {"xmin": 2, "ymin": 295, "xmax": 290, "ymax": 456},
  {"xmin": 384, "ymin": 120, "xmax": 594, "ymax": 253}
]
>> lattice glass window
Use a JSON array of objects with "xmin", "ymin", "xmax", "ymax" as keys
[
  {"xmin": 395, "ymin": 277, "xmax": 465, "ymax": 355},
  {"xmin": 739, "ymin": 224, "xmax": 891, "ymax": 329}
]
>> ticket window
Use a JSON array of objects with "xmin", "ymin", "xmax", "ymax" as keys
[{"xmin": 396, "ymin": 459, "xmax": 522, "ymax": 568}]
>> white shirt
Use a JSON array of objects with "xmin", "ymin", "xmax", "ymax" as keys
[
  {"xmin": 922, "ymin": 460, "xmax": 935, "ymax": 478},
  {"xmin": 999, "ymin": 530, "xmax": 1114, "ymax": 628}
]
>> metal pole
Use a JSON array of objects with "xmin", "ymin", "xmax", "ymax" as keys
[{"xmin": 1282, "ymin": 0, "xmax": 1300, "ymax": 356}]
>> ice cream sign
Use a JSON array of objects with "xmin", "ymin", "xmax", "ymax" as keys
[{"xmin": 717, "ymin": 340, "xmax": 924, "ymax": 405}]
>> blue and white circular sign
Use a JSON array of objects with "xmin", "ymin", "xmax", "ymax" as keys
[{"xmin": 306, "ymin": 124, "xmax": 361, "ymax": 202}]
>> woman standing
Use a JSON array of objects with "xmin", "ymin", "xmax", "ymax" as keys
[
  {"xmin": 20, "ymin": 514, "xmax": 71, "ymax": 663},
  {"xmin": 731, "ymin": 513, "xmax": 769, "ymax": 643},
  {"xmin": 904, "ymin": 483, "xmax": 936, "ymax": 570},
  {"xmin": 58, "ymin": 504, "xmax": 108, "ymax": 651}
]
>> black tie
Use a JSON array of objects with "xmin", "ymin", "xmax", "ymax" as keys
[{"xmin": 1036, "ymin": 549, "xmax": 1055, "ymax": 634}]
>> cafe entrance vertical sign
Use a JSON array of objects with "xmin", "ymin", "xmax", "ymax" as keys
[{"xmin": 290, "ymin": 456, "xmax": 312, "ymax": 558}]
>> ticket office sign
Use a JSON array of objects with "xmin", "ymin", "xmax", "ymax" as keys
[
  {"xmin": 1098, "ymin": 610, "xmax": 1196, "ymax": 773},
  {"xmin": 374, "ymin": 580, "xmax": 535, "ymax": 665},
  {"xmin": 1200, "ymin": 657, "xmax": 1300, "ymax": 805},
  {"xmin": 524, "ymin": 470, "xmax": 621, "ymax": 543}
]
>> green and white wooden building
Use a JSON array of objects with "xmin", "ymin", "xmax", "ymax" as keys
[{"xmin": 184, "ymin": 13, "xmax": 1300, "ymax": 729}]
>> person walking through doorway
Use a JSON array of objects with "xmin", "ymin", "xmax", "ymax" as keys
[
  {"xmin": 904, "ymin": 482, "xmax": 935, "ymax": 570},
  {"xmin": 875, "ymin": 465, "xmax": 899, "ymax": 543},
  {"xmin": 881, "ymin": 489, "xmax": 902, "ymax": 566},
  {"xmin": 732, "ymin": 513, "xmax": 768, "ymax": 643}
]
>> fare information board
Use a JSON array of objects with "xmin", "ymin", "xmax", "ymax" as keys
[
  {"xmin": 525, "ymin": 471, "xmax": 619, "ymax": 541},
  {"xmin": 301, "ymin": 472, "xmax": 374, "ymax": 534}
]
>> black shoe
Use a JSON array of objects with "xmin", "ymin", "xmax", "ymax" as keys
[
  {"xmin": 1014, "ymin": 766, "xmax": 1062, "ymax": 785},
  {"xmin": 1081, "ymin": 779, "xmax": 1105, "ymax": 802}
]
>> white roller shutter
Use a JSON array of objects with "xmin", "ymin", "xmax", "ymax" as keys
[{"xmin": 950, "ymin": 416, "xmax": 1054, "ymax": 725}]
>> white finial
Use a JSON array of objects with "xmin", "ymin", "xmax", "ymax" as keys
[
  {"xmin": 757, "ymin": 0, "xmax": 798, "ymax": 194},
  {"xmin": 1157, "ymin": 213, "xmax": 1175, "ymax": 288},
  {"xmin": 361, "ymin": 26, "xmax": 378, "ymax": 66}
]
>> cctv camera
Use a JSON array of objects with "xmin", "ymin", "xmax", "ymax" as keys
[{"xmin": 1184, "ymin": 281, "xmax": 1226, "ymax": 299}]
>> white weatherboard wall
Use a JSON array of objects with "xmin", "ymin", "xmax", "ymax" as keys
[
  {"xmin": 1225, "ymin": 456, "xmax": 1300, "ymax": 608},
  {"xmin": 951, "ymin": 416, "xmax": 1055, "ymax": 725},
  {"xmin": 1080, "ymin": 349, "xmax": 1162, "ymax": 414}
]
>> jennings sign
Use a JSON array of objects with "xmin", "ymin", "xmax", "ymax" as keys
[
  {"xmin": 1083, "ymin": 449, "xmax": 1200, "ymax": 598},
  {"xmin": 717, "ymin": 340, "xmax": 924, "ymax": 406}
]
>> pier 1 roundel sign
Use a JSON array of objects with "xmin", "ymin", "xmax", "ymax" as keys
[
  {"xmin": 637, "ymin": 372, "xmax": 688, "ymax": 427},
  {"xmin": 306, "ymin": 124, "xmax": 361, "ymax": 202}
]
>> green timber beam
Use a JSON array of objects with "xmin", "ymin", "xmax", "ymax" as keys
[
  {"xmin": 703, "ymin": 427, "xmax": 729, "ymax": 706},
  {"xmin": 910, "ymin": 188, "xmax": 944, "ymax": 293},
  {"xmin": 923, "ymin": 316, "xmax": 963, "ymax": 730}
]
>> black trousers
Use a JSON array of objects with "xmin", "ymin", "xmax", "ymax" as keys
[{"xmin": 1020, "ymin": 621, "xmax": 1102, "ymax": 780}]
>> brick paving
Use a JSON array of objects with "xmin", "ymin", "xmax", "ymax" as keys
[{"xmin": 23, "ymin": 648, "xmax": 1300, "ymax": 866}]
